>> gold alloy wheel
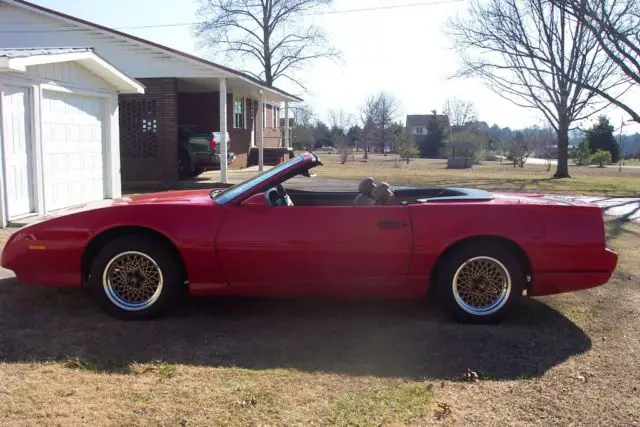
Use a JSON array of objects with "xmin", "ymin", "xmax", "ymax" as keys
[
  {"xmin": 452, "ymin": 256, "xmax": 512, "ymax": 315},
  {"xmin": 103, "ymin": 251, "xmax": 164, "ymax": 311}
]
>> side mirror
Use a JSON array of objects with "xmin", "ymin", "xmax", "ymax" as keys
[{"xmin": 240, "ymin": 192, "xmax": 269, "ymax": 210}]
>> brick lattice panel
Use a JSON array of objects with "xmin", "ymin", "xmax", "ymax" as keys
[
  {"xmin": 118, "ymin": 78, "xmax": 178, "ymax": 183},
  {"xmin": 119, "ymin": 98, "xmax": 159, "ymax": 158}
]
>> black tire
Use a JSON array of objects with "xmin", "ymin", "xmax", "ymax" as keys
[
  {"xmin": 178, "ymin": 150, "xmax": 193, "ymax": 180},
  {"xmin": 88, "ymin": 235, "xmax": 184, "ymax": 320},
  {"xmin": 436, "ymin": 242, "xmax": 524, "ymax": 324},
  {"xmin": 190, "ymin": 167, "xmax": 205, "ymax": 178}
]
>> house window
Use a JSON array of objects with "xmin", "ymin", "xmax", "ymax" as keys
[
  {"xmin": 233, "ymin": 97, "xmax": 245, "ymax": 129},
  {"xmin": 413, "ymin": 126, "xmax": 424, "ymax": 135},
  {"xmin": 248, "ymin": 99, "xmax": 255, "ymax": 130},
  {"xmin": 273, "ymin": 106, "xmax": 279, "ymax": 128}
]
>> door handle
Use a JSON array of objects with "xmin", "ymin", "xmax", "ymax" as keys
[{"xmin": 378, "ymin": 219, "xmax": 403, "ymax": 229}]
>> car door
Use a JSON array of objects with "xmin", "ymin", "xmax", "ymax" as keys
[{"xmin": 215, "ymin": 203, "xmax": 413, "ymax": 295}]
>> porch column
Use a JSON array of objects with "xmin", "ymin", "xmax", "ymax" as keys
[
  {"xmin": 219, "ymin": 78, "xmax": 228, "ymax": 184},
  {"xmin": 257, "ymin": 91, "xmax": 264, "ymax": 171},
  {"xmin": 284, "ymin": 101, "xmax": 290, "ymax": 149}
]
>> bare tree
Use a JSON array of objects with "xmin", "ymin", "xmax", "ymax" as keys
[
  {"xmin": 442, "ymin": 97, "xmax": 478, "ymax": 127},
  {"xmin": 508, "ymin": 131, "xmax": 533, "ymax": 168},
  {"xmin": 359, "ymin": 92, "xmax": 400, "ymax": 156},
  {"xmin": 551, "ymin": 0, "xmax": 640, "ymax": 123},
  {"xmin": 447, "ymin": 0, "xmax": 628, "ymax": 178},
  {"xmin": 328, "ymin": 109, "xmax": 354, "ymax": 164},
  {"xmin": 290, "ymin": 103, "xmax": 316, "ymax": 150},
  {"xmin": 360, "ymin": 116, "xmax": 377, "ymax": 160},
  {"xmin": 291, "ymin": 103, "xmax": 316, "ymax": 127},
  {"xmin": 196, "ymin": 0, "xmax": 339, "ymax": 89}
]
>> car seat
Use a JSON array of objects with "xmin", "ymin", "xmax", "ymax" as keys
[{"xmin": 353, "ymin": 177, "xmax": 377, "ymax": 205}]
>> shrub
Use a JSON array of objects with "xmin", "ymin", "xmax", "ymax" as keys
[
  {"xmin": 590, "ymin": 149, "xmax": 612, "ymax": 167},
  {"xmin": 571, "ymin": 139, "xmax": 591, "ymax": 166}
]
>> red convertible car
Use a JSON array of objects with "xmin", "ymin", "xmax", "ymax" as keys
[{"xmin": 1, "ymin": 152, "xmax": 618, "ymax": 323}]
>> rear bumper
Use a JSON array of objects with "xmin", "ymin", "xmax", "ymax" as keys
[
  {"xmin": 530, "ymin": 248, "xmax": 618, "ymax": 296},
  {"xmin": 193, "ymin": 152, "xmax": 236, "ymax": 168}
]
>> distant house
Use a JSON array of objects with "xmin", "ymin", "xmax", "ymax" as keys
[{"xmin": 406, "ymin": 114, "xmax": 451, "ymax": 144}]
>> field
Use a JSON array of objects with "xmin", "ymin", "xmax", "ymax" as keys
[
  {"xmin": 312, "ymin": 153, "xmax": 640, "ymax": 196},
  {"xmin": 0, "ymin": 218, "xmax": 638, "ymax": 426}
]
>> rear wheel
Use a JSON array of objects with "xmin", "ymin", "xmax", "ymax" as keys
[
  {"xmin": 88, "ymin": 236, "xmax": 184, "ymax": 320},
  {"xmin": 437, "ymin": 242, "xmax": 524, "ymax": 324}
]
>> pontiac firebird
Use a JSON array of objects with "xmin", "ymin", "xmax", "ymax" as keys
[{"xmin": 0, "ymin": 152, "xmax": 618, "ymax": 323}]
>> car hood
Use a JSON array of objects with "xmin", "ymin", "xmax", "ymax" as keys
[
  {"xmin": 35, "ymin": 189, "xmax": 216, "ymax": 222},
  {"xmin": 117, "ymin": 189, "xmax": 215, "ymax": 205}
]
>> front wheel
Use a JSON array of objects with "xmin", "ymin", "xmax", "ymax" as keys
[
  {"xmin": 437, "ymin": 242, "xmax": 524, "ymax": 324},
  {"xmin": 88, "ymin": 236, "xmax": 184, "ymax": 320}
]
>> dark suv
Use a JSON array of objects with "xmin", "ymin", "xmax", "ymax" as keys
[{"xmin": 178, "ymin": 129, "xmax": 235, "ymax": 179}]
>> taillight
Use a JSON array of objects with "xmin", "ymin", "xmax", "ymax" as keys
[{"xmin": 210, "ymin": 137, "xmax": 217, "ymax": 150}]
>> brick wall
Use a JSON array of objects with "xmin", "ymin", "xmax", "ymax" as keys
[
  {"xmin": 263, "ymin": 105, "xmax": 282, "ymax": 148},
  {"xmin": 229, "ymin": 129, "xmax": 251, "ymax": 169},
  {"xmin": 264, "ymin": 128, "xmax": 282, "ymax": 148},
  {"xmin": 119, "ymin": 78, "xmax": 178, "ymax": 183},
  {"xmin": 177, "ymin": 92, "xmax": 217, "ymax": 132}
]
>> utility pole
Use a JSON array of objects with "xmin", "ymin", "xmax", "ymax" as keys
[{"xmin": 618, "ymin": 117, "xmax": 625, "ymax": 172}]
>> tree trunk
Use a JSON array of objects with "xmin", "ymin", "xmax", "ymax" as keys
[
  {"xmin": 554, "ymin": 118, "xmax": 571, "ymax": 178},
  {"xmin": 263, "ymin": 13, "xmax": 273, "ymax": 86}
]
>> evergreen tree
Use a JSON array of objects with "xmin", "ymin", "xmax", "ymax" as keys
[
  {"xmin": 419, "ymin": 112, "xmax": 446, "ymax": 158},
  {"xmin": 586, "ymin": 116, "xmax": 620, "ymax": 163}
]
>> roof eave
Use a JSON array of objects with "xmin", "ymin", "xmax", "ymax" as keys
[
  {"xmin": 1, "ymin": 50, "xmax": 144, "ymax": 94},
  {"xmin": 8, "ymin": 0, "xmax": 298, "ymax": 101}
]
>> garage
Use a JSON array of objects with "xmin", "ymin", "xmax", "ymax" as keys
[
  {"xmin": 41, "ymin": 91, "xmax": 105, "ymax": 211},
  {"xmin": 0, "ymin": 47, "xmax": 144, "ymax": 227}
]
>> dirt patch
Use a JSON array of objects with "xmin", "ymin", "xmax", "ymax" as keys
[{"xmin": 0, "ymin": 219, "xmax": 638, "ymax": 425}]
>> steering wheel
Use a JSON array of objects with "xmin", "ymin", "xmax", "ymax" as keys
[{"xmin": 276, "ymin": 184, "xmax": 294, "ymax": 206}]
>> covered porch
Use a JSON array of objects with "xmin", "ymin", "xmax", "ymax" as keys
[{"xmin": 118, "ymin": 75, "xmax": 300, "ymax": 184}]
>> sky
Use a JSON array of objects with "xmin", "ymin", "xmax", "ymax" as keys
[{"xmin": 30, "ymin": 0, "xmax": 640, "ymax": 133}]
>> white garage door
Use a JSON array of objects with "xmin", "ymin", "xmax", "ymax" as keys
[
  {"xmin": 1, "ymin": 86, "xmax": 35, "ymax": 218},
  {"xmin": 41, "ymin": 91, "xmax": 105, "ymax": 211}
]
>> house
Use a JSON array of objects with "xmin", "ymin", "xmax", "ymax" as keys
[
  {"xmin": 0, "ymin": 47, "xmax": 143, "ymax": 227},
  {"xmin": 406, "ymin": 114, "xmax": 451, "ymax": 143},
  {"xmin": 0, "ymin": 0, "xmax": 301, "ymax": 188}
]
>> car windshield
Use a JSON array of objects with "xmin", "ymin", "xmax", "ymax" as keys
[{"xmin": 212, "ymin": 155, "xmax": 306, "ymax": 204}]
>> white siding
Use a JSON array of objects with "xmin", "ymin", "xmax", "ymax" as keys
[
  {"xmin": 27, "ymin": 62, "xmax": 113, "ymax": 92},
  {"xmin": 0, "ymin": 2, "xmax": 221, "ymax": 79}
]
